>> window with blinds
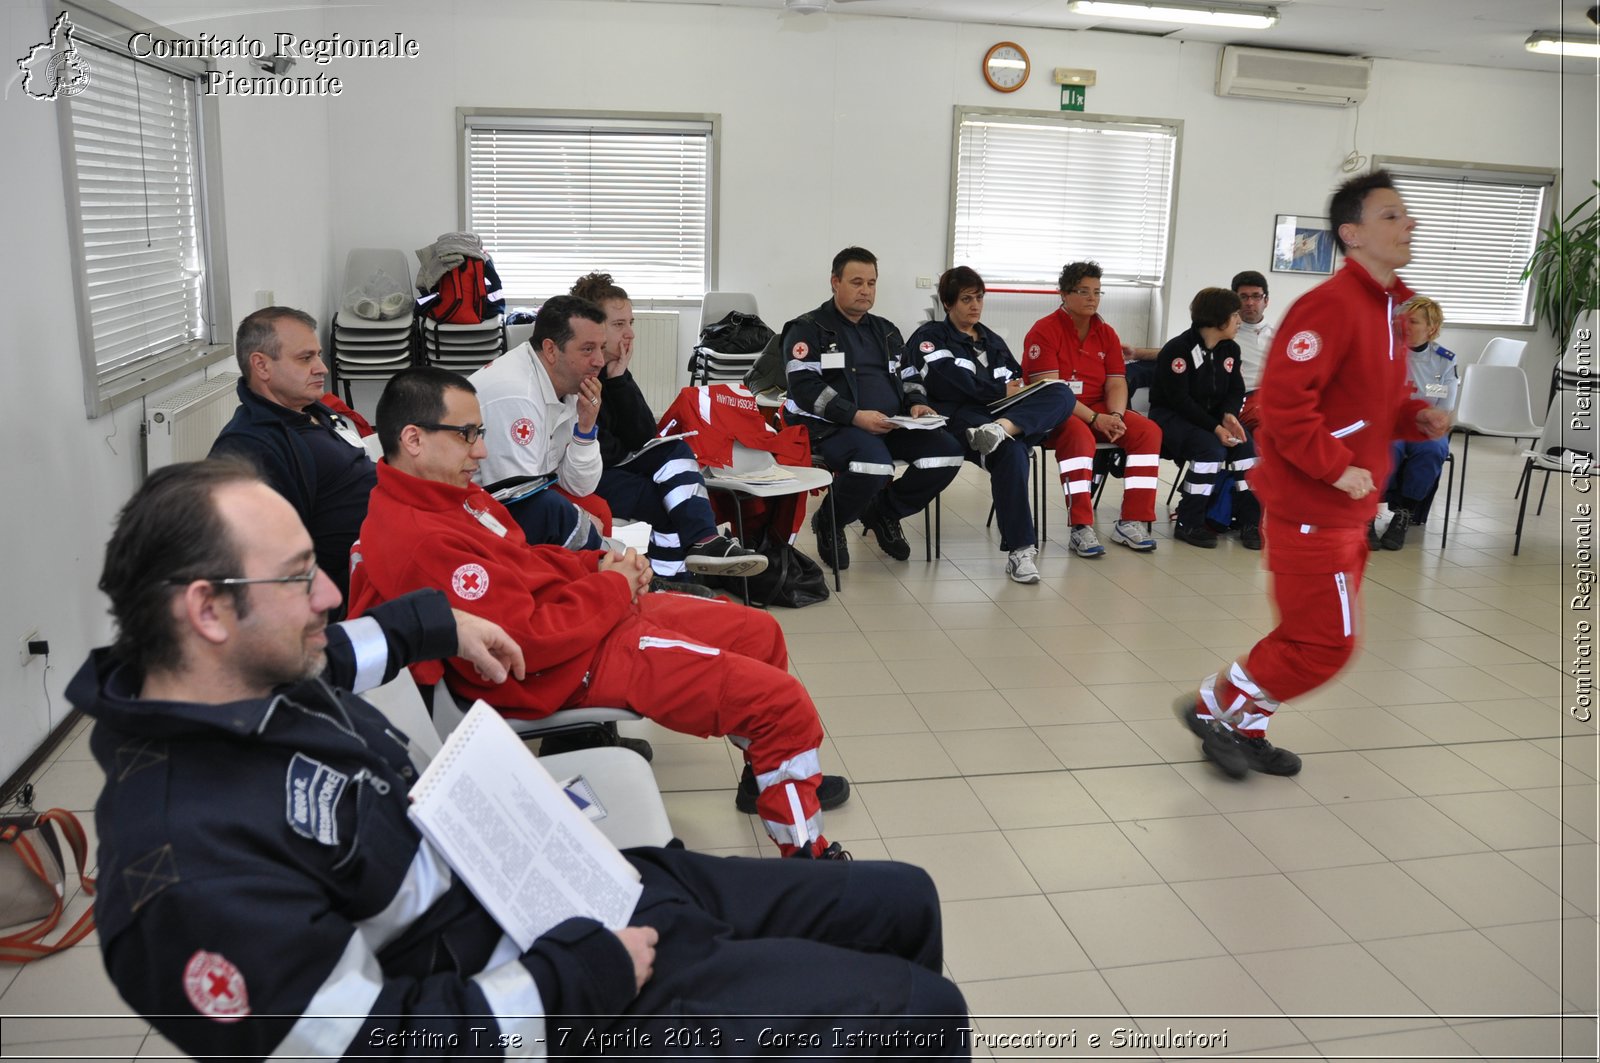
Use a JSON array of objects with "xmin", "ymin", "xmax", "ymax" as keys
[
  {"xmin": 56, "ymin": 1, "xmax": 230, "ymax": 418},
  {"xmin": 463, "ymin": 114, "xmax": 714, "ymax": 302},
  {"xmin": 1381, "ymin": 160, "xmax": 1554, "ymax": 328},
  {"xmin": 951, "ymin": 110, "xmax": 1178, "ymax": 287}
]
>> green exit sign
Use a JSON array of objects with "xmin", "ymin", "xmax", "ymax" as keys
[{"xmin": 1060, "ymin": 84, "xmax": 1086, "ymax": 111}]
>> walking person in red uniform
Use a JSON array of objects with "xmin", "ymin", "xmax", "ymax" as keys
[{"xmin": 1177, "ymin": 171, "xmax": 1452, "ymax": 778}]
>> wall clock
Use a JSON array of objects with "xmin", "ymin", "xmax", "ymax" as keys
[{"xmin": 983, "ymin": 41, "xmax": 1030, "ymax": 93}]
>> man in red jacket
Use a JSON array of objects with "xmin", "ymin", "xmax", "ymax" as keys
[
  {"xmin": 1177, "ymin": 171, "xmax": 1452, "ymax": 779},
  {"xmin": 349, "ymin": 367, "xmax": 850, "ymax": 858}
]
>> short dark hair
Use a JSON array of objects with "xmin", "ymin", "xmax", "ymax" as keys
[
  {"xmin": 99, "ymin": 458, "xmax": 260, "ymax": 675},
  {"xmin": 938, "ymin": 266, "xmax": 985, "ymax": 309},
  {"xmin": 376, "ymin": 367, "xmax": 476, "ymax": 459},
  {"xmin": 1329, "ymin": 170, "xmax": 1397, "ymax": 253},
  {"xmin": 1230, "ymin": 270, "xmax": 1268, "ymax": 296},
  {"xmin": 570, "ymin": 272, "xmax": 629, "ymax": 305},
  {"xmin": 1058, "ymin": 261, "xmax": 1102, "ymax": 295},
  {"xmin": 532, "ymin": 295, "xmax": 606, "ymax": 353},
  {"xmin": 1190, "ymin": 287, "xmax": 1243, "ymax": 330},
  {"xmin": 831, "ymin": 246, "xmax": 877, "ymax": 279},
  {"xmin": 234, "ymin": 307, "xmax": 317, "ymax": 376}
]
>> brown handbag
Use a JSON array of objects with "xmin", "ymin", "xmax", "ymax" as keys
[{"xmin": 0, "ymin": 808, "xmax": 96, "ymax": 963}]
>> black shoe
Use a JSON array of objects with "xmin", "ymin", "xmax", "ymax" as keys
[
  {"xmin": 1174, "ymin": 696, "xmax": 1248, "ymax": 779},
  {"xmin": 812, "ymin": 504, "xmax": 849, "ymax": 571},
  {"xmin": 649, "ymin": 576, "xmax": 718, "ymax": 598},
  {"xmin": 1236, "ymin": 734, "xmax": 1302, "ymax": 775},
  {"xmin": 735, "ymin": 765, "xmax": 852, "ymax": 814},
  {"xmin": 686, "ymin": 535, "xmax": 770, "ymax": 578},
  {"xmin": 1239, "ymin": 525, "xmax": 1263, "ymax": 551},
  {"xmin": 538, "ymin": 729, "xmax": 655, "ymax": 763},
  {"xmin": 1174, "ymin": 523, "xmax": 1218, "ymax": 549},
  {"xmin": 1366, "ymin": 520, "xmax": 1382, "ymax": 551},
  {"xmin": 788, "ymin": 840, "xmax": 852, "ymax": 860},
  {"xmin": 1380, "ymin": 509, "xmax": 1411, "ymax": 551},
  {"xmin": 860, "ymin": 497, "xmax": 911, "ymax": 561}
]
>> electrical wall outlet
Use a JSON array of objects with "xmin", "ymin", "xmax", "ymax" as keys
[
  {"xmin": 18, "ymin": 629, "xmax": 40, "ymax": 667},
  {"xmin": 916, "ymin": 276, "xmax": 934, "ymax": 289}
]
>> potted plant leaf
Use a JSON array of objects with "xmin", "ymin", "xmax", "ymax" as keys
[{"xmin": 1525, "ymin": 180, "xmax": 1599, "ymax": 342}]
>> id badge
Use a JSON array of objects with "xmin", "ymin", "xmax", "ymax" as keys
[
  {"xmin": 820, "ymin": 350, "xmax": 846, "ymax": 371},
  {"xmin": 1068, "ymin": 379, "xmax": 1085, "ymax": 395},
  {"xmin": 466, "ymin": 503, "xmax": 509, "ymax": 538},
  {"xmin": 1423, "ymin": 383, "xmax": 1447, "ymax": 398},
  {"xmin": 332, "ymin": 419, "xmax": 364, "ymax": 450}
]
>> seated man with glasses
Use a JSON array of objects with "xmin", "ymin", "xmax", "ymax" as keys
[
  {"xmin": 72, "ymin": 458, "xmax": 962, "ymax": 1061},
  {"xmin": 349, "ymin": 367, "xmax": 852, "ymax": 859},
  {"xmin": 1023, "ymin": 261, "xmax": 1164, "ymax": 557}
]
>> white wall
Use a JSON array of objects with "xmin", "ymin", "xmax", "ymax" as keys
[{"xmin": 0, "ymin": 0, "xmax": 1584, "ymax": 782}]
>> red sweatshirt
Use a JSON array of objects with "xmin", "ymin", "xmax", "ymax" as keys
[
  {"xmin": 1253, "ymin": 258, "xmax": 1431, "ymax": 528},
  {"xmin": 348, "ymin": 461, "xmax": 637, "ymax": 716}
]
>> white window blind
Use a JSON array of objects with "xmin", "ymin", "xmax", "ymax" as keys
[
  {"xmin": 70, "ymin": 41, "xmax": 207, "ymax": 383},
  {"xmin": 1386, "ymin": 164, "xmax": 1551, "ymax": 327},
  {"xmin": 953, "ymin": 112, "xmax": 1177, "ymax": 286},
  {"xmin": 464, "ymin": 116, "xmax": 712, "ymax": 301}
]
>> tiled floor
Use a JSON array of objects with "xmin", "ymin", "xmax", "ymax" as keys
[{"xmin": 3, "ymin": 435, "xmax": 1596, "ymax": 1060}]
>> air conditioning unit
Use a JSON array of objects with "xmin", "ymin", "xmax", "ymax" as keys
[{"xmin": 1216, "ymin": 46, "xmax": 1371, "ymax": 107}]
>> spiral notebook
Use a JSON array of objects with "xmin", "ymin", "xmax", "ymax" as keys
[{"xmin": 406, "ymin": 701, "xmax": 642, "ymax": 950}]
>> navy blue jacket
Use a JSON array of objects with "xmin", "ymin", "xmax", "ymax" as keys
[
  {"xmin": 905, "ymin": 317, "xmax": 1021, "ymax": 412},
  {"xmin": 780, "ymin": 300, "xmax": 928, "ymax": 436}
]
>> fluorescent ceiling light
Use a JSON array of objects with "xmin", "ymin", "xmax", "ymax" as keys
[
  {"xmin": 1069, "ymin": 1, "xmax": 1278, "ymax": 30},
  {"xmin": 1525, "ymin": 32, "xmax": 1600, "ymax": 59}
]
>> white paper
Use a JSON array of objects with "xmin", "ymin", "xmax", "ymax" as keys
[
  {"xmin": 886, "ymin": 414, "xmax": 948, "ymax": 430},
  {"xmin": 407, "ymin": 702, "xmax": 642, "ymax": 950},
  {"xmin": 617, "ymin": 431, "xmax": 698, "ymax": 466}
]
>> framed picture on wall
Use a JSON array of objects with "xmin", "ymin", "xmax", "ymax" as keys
[{"xmin": 1270, "ymin": 214, "xmax": 1336, "ymax": 275}]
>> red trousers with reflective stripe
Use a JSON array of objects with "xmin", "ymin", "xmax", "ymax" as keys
[
  {"xmin": 1046, "ymin": 410, "xmax": 1161, "ymax": 524},
  {"xmin": 574, "ymin": 593, "xmax": 827, "ymax": 854},
  {"xmin": 1241, "ymin": 518, "xmax": 1368, "ymax": 706}
]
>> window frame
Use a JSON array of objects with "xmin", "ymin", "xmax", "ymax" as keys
[
  {"xmin": 53, "ymin": 0, "xmax": 233, "ymax": 419},
  {"xmin": 946, "ymin": 105, "xmax": 1183, "ymax": 292},
  {"xmin": 1375, "ymin": 155, "xmax": 1558, "ymax": 333},
  {"xmin": 456, "ymin": 108, "xmax": 719, "ymax": 305}
]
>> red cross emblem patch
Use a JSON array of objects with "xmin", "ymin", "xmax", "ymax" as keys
[
  {"xmin": 452, "ymin": 563, "xmax": 490, "ymax": 600},
  {"xmin": 183, "ymin": 950, "xmax": 250, "ymax": 1023},
  {"xmin": 919, "ymin": 340, "xmax": 935, "ymax": 353},
  {"xmin": 1171, "ymin": 358, "xmax": 1186, "ymax": 374},
  {"xmin": 510, "ymin": 418, "xmax": 535, "ymax": 446},
  {"xmin": 792, "ymin": 341, "xmax": 809, "ymax": 358},
  {"xmin": 1027, "ymin": 344, "xmax": 1041, "ymax": 362},
  {"xmin": 1223, "ymin": 357, "xmax": 1235, "ymax": 373},
  {"xmin": 1286, "ymin": 330, "xmax": 1321, "ymax": 362}
]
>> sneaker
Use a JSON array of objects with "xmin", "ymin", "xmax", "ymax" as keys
[
  {"xmin": 1174, "ymin": 695, "xmax": 1249, "ymax": 779},
  {"xmin": 1006, "ymin": 545, "xmax": 1042, "ymax": 584},
  {"xmin": 1379, "ymin": 509, "xmax": 1411, "ymax": 551},
  {"xmin": 966, "ymin": 421, "xmax": 1008, "ymax": 457},
  {"xmin": 860, "ymin": 497, "xmax": 911, "ymax": 561},
  {"xmin": 649, "ymin": 576, "xmax": 718, "ymax": 598},
  {"xmin": 685, "ymin": 534, "xmax": 770, "ymax": 577},
  {"xmin": 1366, "ymin": 520, "xmax": 1382, "ymax": 551},
  {"xmin": 788, "ymin": 840, "xmax": 853, "ymax": 861},
  {"xmin": 1239, "ymin": 525, "xmax": 1263, "ymax": 551},
  {"xmin": 1173, "ymin": 523, "xmax": 1218, "ymax": 548},
  {"xmin": 812, "ymin": 503, "xmax": 849, "ymax": 571},
  {"xmin": 1069, "ymin": 525, "xmax": 1106, "ymax": 558},
  {"xmin": 539, "ymin": 729, "xmax": 655, "ymax": 764},
  {"xmin": 1236, "ymin": 734, "xmax": 1302, "ymax": 776},
  {"xmin": 1110, "ymin": 519, "xmax": 1157, "ymax": 552},
  {"xmin": 735, "ymin": 766, "xmax": 852, "ymax": 814}
]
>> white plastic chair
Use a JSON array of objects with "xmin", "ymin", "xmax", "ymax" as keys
[
  {"xmin": 1477, "ymin": 337, "xmax": 1527, "ymax": 368},
  {"xmin": 698, "ymin": 292, "xmax": 760, "ymax": 336},
  {"xmin": 702, "ymin": 442, "xmax": 836, "ymax": 601},
  {"xmin": 1513, "ymin": 389, "xmax": 1596, "ymax": 555},
  {"xmin": 1451, "ymin": 364, "xmax": 1543, "ymax": 513},
  {"xmin": 693, "ymin": 292, "xmax": 766, "ymax": 386},
  {"xmin": 331, "ymin": 248, "xmax": 416, "ymax": 403}
]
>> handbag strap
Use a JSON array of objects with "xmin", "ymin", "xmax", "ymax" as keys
[{"xmin": 0, "ymin": 809, "xmax": 97, "ymax": 963}]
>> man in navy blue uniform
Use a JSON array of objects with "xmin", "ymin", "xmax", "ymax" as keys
[
  {"xmin": 210, "ymin": 306, "xmax": 375, "ymax": 606},
  {"xmin": 70, "ymin": 458, "xmax": 967, "ymax": 1061},
  {"xmin": 781, "ymin": 247, "xmax": 964, "ymax": 571}
]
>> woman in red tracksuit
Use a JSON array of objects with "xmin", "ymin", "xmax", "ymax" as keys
[{"xmin": 1177, "ymin": 171, "xmax": 1452, "ymax": 779}]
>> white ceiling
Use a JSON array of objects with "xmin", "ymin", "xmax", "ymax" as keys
[{"xmin": 625, "ymin": 0, "xmax": 1600, "ymax": 74}]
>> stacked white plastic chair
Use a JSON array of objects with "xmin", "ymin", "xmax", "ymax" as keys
[{"xmin": 330, "ymin": 248, "xmax": 416, "ymax": 404}]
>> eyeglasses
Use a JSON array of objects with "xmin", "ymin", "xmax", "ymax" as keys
[
  {"xmin": 1067, "ymin": 288, "xmax": 1102, "ymax": 298},
  {"xmin": 416, "ymin": 422, "xmax": 488, "ymax": 444},
  {"xmin": 169, "ymin": 563, "xmax": 319, "ymax": 596},
  {"xmin": 1238, "ymin": 293, "xmax": 1268, "ymax": 302}
]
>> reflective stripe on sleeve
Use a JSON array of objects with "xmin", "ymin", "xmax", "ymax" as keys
[{"xmin": 340, "ymin": 616, "xmax": 388, "ymax": 694}]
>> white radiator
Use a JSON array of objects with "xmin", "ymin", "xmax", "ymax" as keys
[
  {"xmin": 630, "ymin": 310, "xmax": 681, "ymax": 413},
  {"xmin": 979, "ymin": 288, "xmax": 1164, "ymax": 351},
  {"xmin": 143, "ymin": 373, "xmax": 241, "ymax": 475}
]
